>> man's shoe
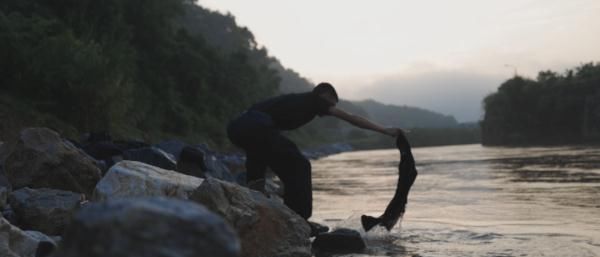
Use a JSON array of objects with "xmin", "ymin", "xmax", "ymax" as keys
[{"xmin": 308, "ymin": 221, "xmax": 329, "ymax": 237}]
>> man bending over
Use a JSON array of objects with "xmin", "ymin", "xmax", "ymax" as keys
[{"xmin": 227, "ymin": 82, "xmax": 401, "ymax": 231}]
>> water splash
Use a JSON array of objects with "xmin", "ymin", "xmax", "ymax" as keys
[{"xmin": 322, "ymin": 213, "xmax": 410, "ymax": 257}]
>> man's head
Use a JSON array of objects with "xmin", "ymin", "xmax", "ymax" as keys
[{"xmin": 313, "ymin": 82, "xmax": 338, "ymax": 105}]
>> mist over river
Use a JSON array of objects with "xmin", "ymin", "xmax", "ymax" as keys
[{"xmin": 311, "ymin": 144, "xmax": 600, "ymax": 257}]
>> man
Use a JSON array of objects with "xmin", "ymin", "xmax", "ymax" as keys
[{"xmin": 227, "ymin": 82, "xmax": 401, "ymax": 222}]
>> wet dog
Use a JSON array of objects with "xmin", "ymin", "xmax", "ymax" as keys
[{"xmin": 361, "ymin": 132, "xmax": 418, "ymax": 231}]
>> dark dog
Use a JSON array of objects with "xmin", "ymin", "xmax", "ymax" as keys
[{"xmin": 361, "ymin": 132, "xmax": 418, "ymax": 231}]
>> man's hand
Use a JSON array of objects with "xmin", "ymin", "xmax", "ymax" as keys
[{"xmin": 383, "ymin": 127, "xmax": 407, "ymax": 137}]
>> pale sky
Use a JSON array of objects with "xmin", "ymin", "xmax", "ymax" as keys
[{"xmin": 199, "ymin": 0, "xmax": 600, "ymax": 122}]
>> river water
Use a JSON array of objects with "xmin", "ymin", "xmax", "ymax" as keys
[{"xmin": 311, "ymin": 144, "xmax": 600, "ymax": 257}]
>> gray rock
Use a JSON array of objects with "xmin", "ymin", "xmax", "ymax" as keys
[
  {"xmin": 24, "ymin": 231, "xmax": 57, "ymax": 257},
  {"xmin": 122, "ymin": 147, "xmax": 176, "ymax": 171},
  {"xmin": 79, "ymin": 141, "xmax": 124, "ymax": 163},
  {"xmin": 241, "ymin": 172, "xmax": 284, "ymax": 200},
  {"xmin": 1, "ymin": 206, "xmax": 17, "ymax": 224},
  {"xmin": 190, "ymin": 178, "xmax": 311, "ymax": 257},
  {"xmin": 176, "ymin": 146, "xmax": 206, "ymax": 177},
  {"xmin": 312, "ymin": 228, "xmax": 366, "ymax": 253},
  {"xmin": 203, "ymin": 154, "xmax": 235, "ymax": 182},
  {"xmin": 176, "ymin": 145, "xmax": 235, "ymax": 182},
  {"xmin": 0, "ymin": 169, "xmax": 12, "ymax": 205},
  {"xmin": 0, "ymin": 141, "xmax": 9, "ymax": 166},
  {"xmin": 56, "ymin": 197, "xmax": 240, "ymax": 257},
  {"xmin": 154, "ymin": 140, "xmax": 187, "ymax": 161},
  {"xmin": 0, "ymin": 171, "xmax": 11, "ymax": 191},
  {"xmin": 92, "ymin": 161, "xmax": 203, "ymax": 201},
  {"xmin": 8, "ymin": 188, "xmax": 83, "ymax": 235},
  {"xmin": 0, "ymin": 217, "xmax": 57, "ymax": 257},
  {"xmin": 235, "ymin": 171, "xmax": 247, "ymax": 186},
  {"xmin": 4, "ymin": 128, "xmax": 102, "ymax": 197},
  {"xmin": 0, "ymin": 187, "xmax": 8, "ymax": 209},
  {"xmin": 220, "ymin": 154, "xmax": 246, "ymax": 175}
]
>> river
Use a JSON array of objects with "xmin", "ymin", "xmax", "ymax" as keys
[{"xmin": 311, "ymin": 144, "xmax": 600, "ymax": 257}]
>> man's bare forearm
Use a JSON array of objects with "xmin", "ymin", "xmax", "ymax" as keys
[
  {"xmin": 328, "ymin": 106, "xmax": 398, "ymax": 137},
  {"xmin": 344, "ymin": 113, "xmax": 387, "ymax": 134}
]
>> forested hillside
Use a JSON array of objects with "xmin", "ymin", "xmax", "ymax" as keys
[
  {"xmin": 354, "ymin": 100, "xmax": 458, "ymax": 128},
  {"xmin": 1, "ymin": 0, "xmax": 477, "ymax": 149},
  {"xmin": 0, "ymin": 0, "xmax": 279, "ymax": 146},
  {"xmin": 481, "ymin": 63, "xmax": 600, "ymax": 145}
]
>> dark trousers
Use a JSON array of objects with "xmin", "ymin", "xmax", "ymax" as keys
[{"xmin": 227, "ymin": 110, "xmax": 312, "ymax": 219}]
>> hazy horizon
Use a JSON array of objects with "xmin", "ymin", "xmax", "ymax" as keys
[{"xmin": 199, "ymin": 0, "xmax": 600, "ymax": 122}]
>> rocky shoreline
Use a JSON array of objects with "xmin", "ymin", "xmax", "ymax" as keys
[{"xmin": 0, "ymin": 127, "xmax": 356, "ymax": 257}]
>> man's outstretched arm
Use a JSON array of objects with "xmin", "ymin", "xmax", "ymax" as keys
[{"xmin": 328, "ymin": 107, "xmax": 402, "ymax": 137}]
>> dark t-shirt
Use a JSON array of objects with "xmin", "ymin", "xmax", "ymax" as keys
[{"xmin": 249, "ymin": 92, "xmax": 333, "ymax": 130}]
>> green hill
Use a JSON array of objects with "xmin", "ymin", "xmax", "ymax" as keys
[{"xmin": 353, "ymin": 99, "xmax": 458, "ymax": 129}]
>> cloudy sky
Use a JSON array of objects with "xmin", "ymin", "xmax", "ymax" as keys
[{"xmin": 199, "ymin": 0, "xmax": 600, "ymax": 122}]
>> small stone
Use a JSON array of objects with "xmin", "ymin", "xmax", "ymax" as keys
[
  {"xmin": 122, "ymin": 147, "xmax": 176, "ymax": 170},
  {"xmin": 176, "ymin": 146, "xmax": 206, "ymax": 177},
  {"xmin": 0, "ymin": 186, "xmax": 9, "ymax": 209},
  {"xmin": 312, "ymin": 228, "xmax": 366, "ymax": 253}
]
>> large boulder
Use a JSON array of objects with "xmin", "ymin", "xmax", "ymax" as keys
[
  {"xmin": 0, "ymin": 217, "xmax": 57, "ymax": 257},
  {"xmin": 122, "ymin": 147, "xmax": 176, "ymax": 170},
  {"xmin": 93, "ymin": 161, "xmax": 203, "ymax": 201},
  {"xmin": 8, "ymin": 188, "xmax": 83, "ymax": 235},
  {"xmin": 4, "ymin": 128, "xmax": 102, "ymax": 196},
  {"xmin": 190, "ymin": 178, "xmax": 311, "ymax": 257},
  {"xmin": 56, "ymin": 197, "xmax": 240, "ymax": 257}
]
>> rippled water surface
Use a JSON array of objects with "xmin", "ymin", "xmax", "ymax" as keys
[{"xmin": 311, "ymin": 144, "xmax": 600, "ymax": 257}]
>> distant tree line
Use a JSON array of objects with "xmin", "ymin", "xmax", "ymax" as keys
[{"xmin": 481, "ymin": 63, "xmax": 600, "ymax": 145}]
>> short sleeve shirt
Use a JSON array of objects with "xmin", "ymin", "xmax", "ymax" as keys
[{"xmin": 249, "ymin": 92, "xmax": 333, "ymax": 130}]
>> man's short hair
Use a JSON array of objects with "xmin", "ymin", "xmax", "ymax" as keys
[{"xmin": 313, "ymin": 82, "xmax": 338, "ymax": 102}]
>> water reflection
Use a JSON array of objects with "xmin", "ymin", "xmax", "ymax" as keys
[{"xmin": 311, "ymin": 144, "xmax": 600, "ymax": 257}]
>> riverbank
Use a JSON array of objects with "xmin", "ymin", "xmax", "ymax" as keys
[
  {"xmin": 0, "ymin": 127, "xmax": 309, "ymax": 257},
  {"xmin": 0, "ymin": 127, "xmax": 372, "ymax": 257}
]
